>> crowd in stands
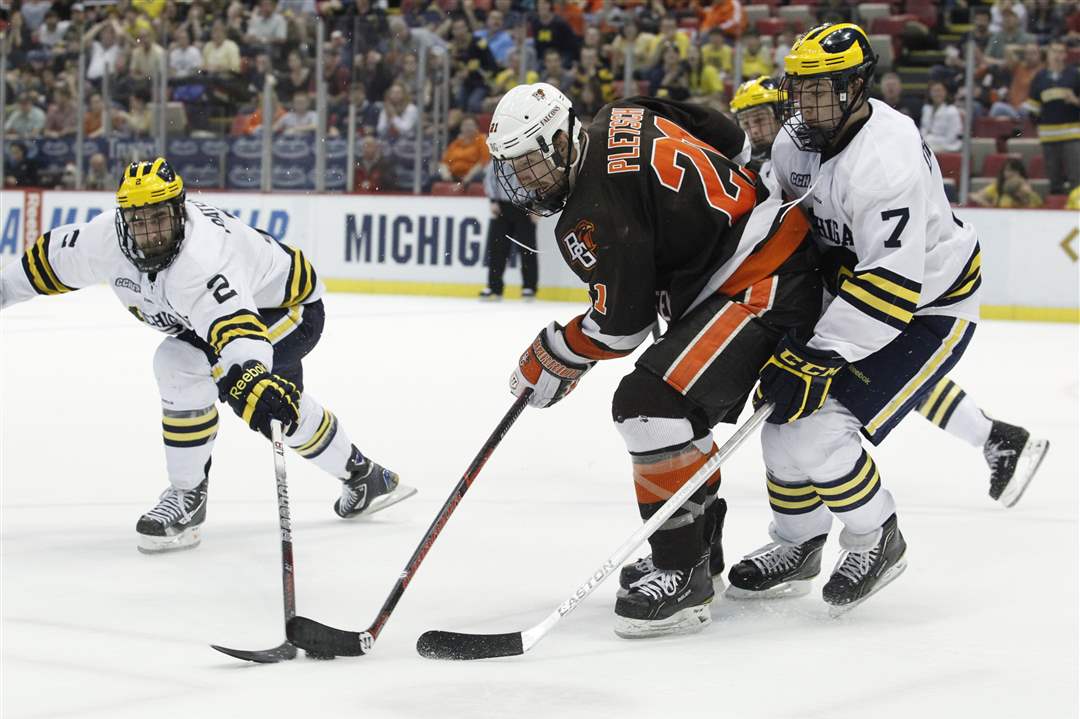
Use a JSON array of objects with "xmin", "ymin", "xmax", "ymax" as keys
[{"xmin": 2, "ymin": 0, "xmax": 1079, "ymax": 205}]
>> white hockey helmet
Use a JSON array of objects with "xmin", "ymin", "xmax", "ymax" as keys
[{"xmin": 487, "ymin": 82, "xmax": 581, "ymax": 216}]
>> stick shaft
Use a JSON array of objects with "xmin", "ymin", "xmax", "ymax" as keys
[
  {"xmin": 367, "ymin": 392, "xmax": 531, "ymax": 640},
  {"xmin": 270, "ymin": 420, "xmax": 296, "ymax": 623},
  {"xmin": 520, "ymin": 404, "xmax": 772, "ymax": 652}
]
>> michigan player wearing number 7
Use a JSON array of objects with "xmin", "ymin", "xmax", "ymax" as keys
[
  {"xmin": 727, "ymin": 24, "xmax": 1047, "ymax": 613},
  {"xmin": 0, "ymin": 159, "xmax": 415, "ymax": 553},
  {"xmin": 729, "ymin": 75, "xmax": 1049, "ymax": 511}
]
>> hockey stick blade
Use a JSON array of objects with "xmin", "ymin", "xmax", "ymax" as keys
[
  {"xmin": 417, "ymin": 404, "xmax": 771, "ymax": 660},
  {"xmin": 210, "ymin": 641, "xmax": 297, "ymax": 664},
  {"xmin": 416, "ymin": 630, "xmax": 523, "ymax": 660},
  {"xmin": 287, "ymin": 616, "xmax": 373, "ymax": 657}
]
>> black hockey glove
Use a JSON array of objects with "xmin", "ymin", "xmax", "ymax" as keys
[
  {"xmin": 220, "ymin": 360, "xmax": 301, "ymax": 438},
  {"xmin": 754, "ymin": 334, "xmax": 845, "ymax": 424}
]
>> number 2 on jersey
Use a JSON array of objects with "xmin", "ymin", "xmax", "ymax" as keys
[{"xmin": 649, "ymin": 116, "xmax": 756, "ymax": 222}]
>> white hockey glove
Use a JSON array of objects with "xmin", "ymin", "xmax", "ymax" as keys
[{"xmin": 511, "ymin": 322, "xmax": 595, "ymax": 409}]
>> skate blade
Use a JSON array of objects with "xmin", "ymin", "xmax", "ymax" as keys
[
  {"xmin": 999, "ymin": 438, "xmax": 1050, "ymax": 508},
  {"xmin": 346, "ymin": 485, "xmax": 418, "ymax": 519},
  {"xmin": 137, "ymin": 526, "xmax": 201, "ymax": 554},
  {"xmin": 827, "ymin": 557, "xmax": 908, "ymax": 618},
  {"xmin": 724, "ymin": 578, "xmax": 814, "ymax": 600},
  {"xmin": 613, "ymin": 604, "xmax": 712, "ymax": 639}
]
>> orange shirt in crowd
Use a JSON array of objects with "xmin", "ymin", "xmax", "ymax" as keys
[
  {"xmin": 556, "ymin": 1, "xmax": 587, "ymax": 37},
  {"xmin": 700, "ymin": 0, "xmax": 748, "ymax": 37},
  {"xmin": 442, "ymin": 133, "xmax": 490, "ymax": 180}
]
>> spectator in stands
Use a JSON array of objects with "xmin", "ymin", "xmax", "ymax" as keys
[
  {"xmin": 438, "ymin": 115, "xmax": 489, "ymax": 185},
  {"xmin": 574, "ymin": 46, "xmax": 615, "ymax": 105},
  {"xmin": 607, "ymin": 20, "xmax": 655, "ymax": 79},
  {"xmin": 700, "ymin": 0, "xmax": 748, "ymax": 39},
  {"xmin": 377, "ymin": 81, "xmax": 418, "ymax": 140},
  {"xmin": 1026, "ymin": 41, "xmax": 1080, "ymax": 194},
  {"xmin": 5, "ymin": 94, "xmax": 46, "ymax": 139},
  {"xmin": 450, "ymin": 16, "xmax": 497, "ymax": 112},
  {"xmin": 170, "ymin": 27, "xmax": 203, "ymax": 80},
  {"xmin": 480, "ymin": 159, "xmax": 538, "ymax": 301},
  {"xmin": 86, "ymin": 21, "xmax": 123, "ymax": 81},
  {"xmin": 476, "ymin": 9, "xmax": 514, "ymax": 65},
  {"xmin": 204, "ymin": 19, "xmax": 241, "ymax": 75},
  {"xmin": 43, "ymin": 85, "xmax": 78, "ymax": 137},
  {"xmin": 969, "ymin": 157, "xmax": 1043, "ymax": 207},
  {"xmin": 243, "ymin": 52, "xmax": 274, "ymax": 102},
  {"xmin": 986, "ymin": 7, "xmax": 1034, "ymax": 64},
  {"xmin": 590, "ymin": 0, "xmax": 627, "ymax": 34},
  {"xmin": 275, "ymin": 91, "xmax": 319, "ymax": 135},
  {"xmin": 773, "ymin": 32, "xmax": 793, "ymax": 70},
  {"xmin": 488, "ymin": 47, "xmax": 539, "ymax": 110},
  {"xmin": 333, "ymin": 83, "xmax": 380, "ymax": 135},
  {"xmin": 877, "ymin": 71, "xmax": 921, "ymax": 125},
  {"xmin": 648, "ymin": 15, "xmax": 690, "ymax": 65},
  {"xmin": 83, "ymin": 92, "xmax": 110, "ymax": 138},
  {"xmin": 116, "ymin": 92, "xmax": 154, "ymax": 137},
  {"xmin": 276, "ymin": 50, "xmax": 312, "ymax": 103},
  {"xmin": 1028, "ymin": 0, "xmax": 1065, "ymax": 43},
  {"xmin": 687, "ymin": 44, "xmax": 724, "ymax": 100},
  {"xmin": 649, "ymin": 43, "xmax": 690, "ymax": 100},
  {"xmin": 990, "ymin": 0, "xmax": 1027, "ymax": 34},
  {"xmin": 353, "ymin": 136, "xmax": 397, "ymax": 193},
  {"xmin": 700, "ymin": 27, "xmax": 733, "ymax": 77},
  {"xmin": 991, "ymin": 43, "xmax": 1043, "ymax": 119},
  {"xmin": 129, "ymin": 27, "xmax": 166, "ymax": 86},
  {"xmin": 965, "ymin": 7, "xmax": 994, "ymax": 53},
  {"xmin": 531, "ymin": 0, "xmax": 580, "ymax": 67},
  {"xmin": 38, "ymin": 11, "xmax": 70, "ymax": 53},
  {"xmin": 355, "ymin": 49, "xmax": 393, "ymax": 105},
  {"xmin": 183, "ymin": 3, "xmax": 209, "ymax": 44},
  {"xmin": 5, "ymin": 142, "xmax": 41, "ymax": 187},
  {"xmin": 920, "ymin": 80, "xmax": 963, "ymax": 152},
  {"xmin": 225, "ymin": 2, "xmax": 248, "ymax": 46},
  {"xmin": 4, "ymin": 11, "xmax": 32, "ymax": 66},
  {"xmin": 738, "ymin": 31, "xmax": 773, "ymax": 81},
  {"xmin": 20, "ymin": 0, "xmax": 52, "ymax": 33},
  {"xmin": 245, "ymin": 0, "xmax": 288, "ymax": 53},
  {"xmin": 541, "ymin": 48, "xmax": 575, "ymax": 89},
  {"xmin": 1067, "ymin": 184, "xmax": 1080, "ymax": 210}
]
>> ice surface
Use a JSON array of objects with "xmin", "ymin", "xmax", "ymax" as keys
[{"xmin": 2, "ymin": 288, "xmax": 1077, "ymax": 719}]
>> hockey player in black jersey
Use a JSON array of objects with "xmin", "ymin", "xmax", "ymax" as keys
[{"xmin": 486, "ymin": 82, "xmax": 823, "ymax": 638}]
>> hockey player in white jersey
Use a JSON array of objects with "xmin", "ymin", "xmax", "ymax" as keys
[
  {"xmin": 0, "ymin": 158, "xmax": 415, "ymax": 553},
  {"xmin": 727, "ymin": 23, "xmax": 1004, "ymax": 613},
  {"xmin": 730, "ymin": 76, "xmax": 1049, "ymax": 509}
]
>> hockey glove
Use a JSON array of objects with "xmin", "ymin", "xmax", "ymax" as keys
[
  {"xmin": 511, "ymin": 322, "xmax": 595, "ymax": 409},
  {"xmin": 220, "ymin": 360, "xmax": 301, "ymax": 438},
  {"xmin": 754, "ymin": 334, "xmax": 845, "ymax": 424}
]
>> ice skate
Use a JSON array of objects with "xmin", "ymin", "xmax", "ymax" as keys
[
  {"xmin": 334, "ymin": 448, "xmax": 416, "ymax": 519},
  {"xmin": 725, "ymin": 533, "xmax": 827, "ymax": 599},
  {"xmin": 613, "ymin": 555, "xmax": 714, "ymax": 639},
  {"xmin": 136, "ymin": 478, "xmax": 208, "ymax": 554},
  {"xmin": 620, "ymin": 499, "xmax": 727, "ymax": 592},
  {"xmin": 478, "ymin": 288, "xmax": 502, "ymax": 301},
  {"xmin": 984, "ymin": 420, "xmax": 1049, "ymax": 508},
  {"xmin": 823, "ymin": 514, "xmax": 907, "ymax": 617}
]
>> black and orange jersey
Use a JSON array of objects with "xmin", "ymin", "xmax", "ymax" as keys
[{"xmin": 553, "ymin": 97, "xmax": 814, "ymax": 362}]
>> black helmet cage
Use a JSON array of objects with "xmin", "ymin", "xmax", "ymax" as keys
[
  {"xmin": 116, "ymin": 192, "xmax": 187, "ymax": 273},
  {"xmin": 779, "ymin": 31, "xmax": 877, "ymax": 152},
  {"xmin": 493, "ymin": 107, "xmax": 577, "ymax": 217}
]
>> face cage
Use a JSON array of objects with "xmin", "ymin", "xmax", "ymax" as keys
[
  {"xmin": 736, "ymin": 106, "xmax": 781, "ymax": 160},
  {"xmin": 116, "ymin": 195, "xmax": 186, "ymax": 273},
  {"xmin": 494, "ymin": 148, "xmax": 571, "ymax": 217},
  {"xmin": 779, "ymin": 65, "xmax": 873, "ymax": 152}
]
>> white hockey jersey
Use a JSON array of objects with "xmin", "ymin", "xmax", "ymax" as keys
[
  {"xmin": 0, "ymin": 199, "xmax": 324, "ymax": 374},
  {"xmin": 770, "ymin": 98, "xmax": 981, "ymax": 362}
]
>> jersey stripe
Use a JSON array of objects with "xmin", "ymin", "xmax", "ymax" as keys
[
  {"xmin": 837, "ymin": 267, "xmax": 922, "ymax": 331},
  {"xmin": 932, "ymin": 246, "xmax": 982, "ymax": 308},
  {"xmin": 717, "ymin": 204, "xmax": 810, "ymax": 296},
  {"xmin": 282, "ymin": 246, "xmax": 318, "ymax": 307},
  {"xmin": 564, "ymin": 315, "xmax": 631, "ymax": 360},
  {"xmin": 22, "ymin": 233, "xmax": 76, "ymax": 296},
  {"xmin": 207, "ymin": 310, "xmax": 270, "ymax": 355}
]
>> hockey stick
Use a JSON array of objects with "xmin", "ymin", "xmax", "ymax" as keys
[
  {"xmin": 416, "ymin": 403, "xmax": 773, "ymax": 660},
  {"xmin": 211, "ymin": 420, "xmax": 299, "ymax": 663},
  {"xmin": 285, "ymin": 391, "xmax": 532, "ymax": 657}
]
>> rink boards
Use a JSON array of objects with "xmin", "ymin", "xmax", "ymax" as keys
[{"xmin": 1, "ymin": 188, "xmax": 1076, "ymax": 320}]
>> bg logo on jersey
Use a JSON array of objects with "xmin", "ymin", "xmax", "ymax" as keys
[{"xmin": 562, "ymin": 219, "xmax": 598, "ymax": 269}]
